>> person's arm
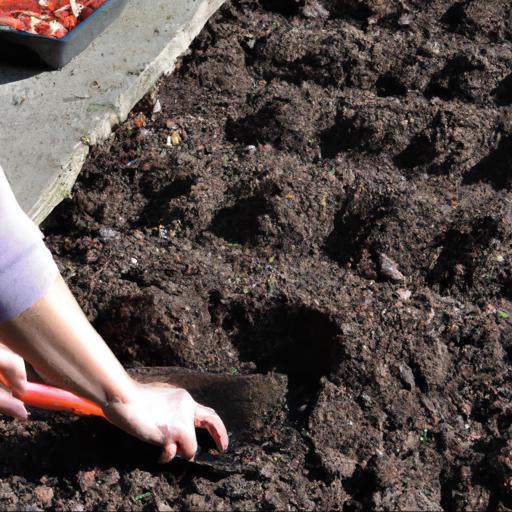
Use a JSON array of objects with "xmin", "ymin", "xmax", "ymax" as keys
[
  {"xmin": 0, "ymin": 167, "xmax": 227, "ymax": 461},
  {"xmin": 0, "ymin": 168, "xmax": 59, "ymax": 325},
  {"xmin": 0, "ymin": 167, "xmax": 132, "ymax": 407},
  {"xmin": 0, "ymin": 275, "xmax": 138, "ymax": 407}
]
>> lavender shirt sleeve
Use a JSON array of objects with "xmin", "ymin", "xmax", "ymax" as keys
[{"xmin": 0, "ymin": 166, "xmax": 59, "ymax": 323}]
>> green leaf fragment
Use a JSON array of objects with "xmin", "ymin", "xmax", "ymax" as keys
[
  {"xmin": 420, "ymin": 429, "xmax": 430, "ymax": 444},
  {"xmin": 498, "ymin": 310, "xmax": 509, "ymax": 319},
  {"xmin": 135, "ymin": 492, "xmax": 152, "ymax": 501}
]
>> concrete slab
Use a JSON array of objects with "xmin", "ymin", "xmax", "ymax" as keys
[{"xmin": 0, "ymin": 0, "xmax": 225, "ymax": 224}]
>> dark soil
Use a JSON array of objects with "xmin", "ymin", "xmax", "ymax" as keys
[{"xmin": 2, "ymin": 0, "xmax": 511, "ymax": 509}]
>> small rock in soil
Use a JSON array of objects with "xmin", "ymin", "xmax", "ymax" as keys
[
  {"xmin": 397, "ymin": 362, "xmax": 415, "ymax": 390},
  {"xmin": 301, "ymin": 0, "xmax": 329, "ymax": 18},
  {"xmin": 33, "ymin": 486, "xmax": 54, "ymax": 507},
  {"xmin": 379, "ymin": 253, "xmax": 406, "ymax": 283},
  {"xmin": 99, "ymin": 227, "xmax": 120, "ymax": 240}
]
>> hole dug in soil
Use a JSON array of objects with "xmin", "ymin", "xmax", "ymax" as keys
[
  {"xmin": 393, "ymin": 109, "xmax": 487, "ymax": 176},
  {"xmin": 95, "ymin": 286, "xmax": 210, "ymax": 368},
  {"xmin": 393, "ymin": 113, "xmax": 447, "ymax": 172},
  {"xmin": 495, "ymin": 73, "xmax": 512, "ymax": 106},
  {"xmin": 211, "ymin": 299, "xmax": 344, "ymax": 424},
  {"xmin": 320, "ymin": 93, "xmax": 416, "ymax": 161},
  {"xmin": 428, "ymin": 216, "xmax": 500, "ymax": 294},
  {"xmin": 225, "ymin": 80, "xmax": 332, "ymax": 160},
  {"xmin": 325, "ymin": 186, "xmax": 395, "ymax": 271},
  {"xmin": 464, "ymin": 134, "xmax": 512, "ymax": 190},
  {"xmin": 208, "ymin": 175, "xmax": 309, "ymax": 252},
  {"xmin": 322, "ymin": 0, "xmax": 372, "ymax": 23},
  {"xmin": 440, "ymin": 0, "xmax": 512, "ymax": 42},
  {"xmin": 375, "ymin": 73, "xmax": 408, "ymax": 98},
  {"xmin": 210, "ymin": 196, "xmax": 275, "ymax": 246},
  {"xmin": 424, "ymin": 55, "xmax": 486, "ymax": 103},
  {"xmin": 320, "ymin": 115, "xmax": 376, "ymax": 159},
  {"xmin": 441, "ymin": 1, "xmax": 478, "ymax": 37},
  {"xmin": 138, "ymin": 174, "xmax": 197, "ymax": 226}
]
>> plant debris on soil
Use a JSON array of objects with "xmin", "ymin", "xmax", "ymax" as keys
[{"xmin": 2, "ymin": 0, "xmax": 511, "ymax": 509}]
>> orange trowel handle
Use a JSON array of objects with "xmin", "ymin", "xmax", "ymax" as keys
[{"xmin": 17, "ymin": 382, "xmax": 105, "ymax": 418}]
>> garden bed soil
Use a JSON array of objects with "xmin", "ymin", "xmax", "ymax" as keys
[{"xmin": 1, "ymin": 0, "xmax": 511, "ymax": 509}]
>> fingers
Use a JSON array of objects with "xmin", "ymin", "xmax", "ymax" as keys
[
  {"xmin": 0, "ymin": 344, "xmax": 27, "ymax": 395},
  {"xmin": 157, "ymin": 421, "xmax": 197, "ymax": 462},
  {"xmin": 177, "ymin": 426, "xmax": 198, "ymax": 461},
  {"xmin": 194, "ymin": 404, "xmax": 229, "ymax": 452},
  {"xmin": 159, "ymin": 442, "xmax": 177, "ymax": 464},
  {"xmin": 0, "ymin": 345, "xmax": 29, "ymax": 420},
  {"xmin": 0, "ymin": 387, "xmax": 28, "ymax": 420}
]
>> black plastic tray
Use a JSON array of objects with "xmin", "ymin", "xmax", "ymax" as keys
[{"xmin": 0, "ymin": 0, "xmax": 128, "ymax": 69}]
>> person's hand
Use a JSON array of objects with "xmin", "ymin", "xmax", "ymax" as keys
[
  {"xmin": 103, "ymin": 382, "xmax": 229, "ymax": 462},
  {"xmin": 0, "ymin": 342, "xmax": 29, "ymax": 420}
]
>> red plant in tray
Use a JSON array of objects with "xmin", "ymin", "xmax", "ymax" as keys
[{"xmin": 0, "ymin": 0, "xmax": 107, "ymax": 38}]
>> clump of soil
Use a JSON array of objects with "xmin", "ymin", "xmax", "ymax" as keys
[{"xmin": 2, "ymin": 0, "xmax": 511, "ymax": 509}]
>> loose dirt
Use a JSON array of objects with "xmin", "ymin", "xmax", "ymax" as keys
[{"xmin": 1, "ymin": 0, "xmax": 511, "ymax": 509}]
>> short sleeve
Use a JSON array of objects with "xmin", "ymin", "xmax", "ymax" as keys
[{"xmin": 0, "ymin": 166, "xmax": 59, "ymax": 323}]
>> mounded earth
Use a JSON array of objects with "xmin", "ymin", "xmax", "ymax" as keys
[{"xmin": 1, "ymin": 0, "xmax": 511, "ymax": 509}]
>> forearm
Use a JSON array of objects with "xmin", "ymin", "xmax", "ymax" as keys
[
  {"xmin": 0, "ymin": 165, "xmax": 135, "ymax": 407},
  {"xmin": 0, "ymin": 275, "xmax": 137, "ymax": 407}
]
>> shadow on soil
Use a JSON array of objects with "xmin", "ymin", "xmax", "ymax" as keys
[
  {"xmin": 463, "ymin": 135, "xmax": 512, "ymax": 190},
  {"xmin": 0, "ymin": 416, "xmax": 161, "ymax": 478},
  {"xmin": 0, "ymin": 414, "xmax": 246, "ymax": 480},
  {"xmin": 427, "ymin": 217, "xmax": 499, "ymax": 293}
]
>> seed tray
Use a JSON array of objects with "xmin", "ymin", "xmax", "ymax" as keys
[{"xmin": 0, "ymin": 0, "xmax": 128, "ymax": 69}]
